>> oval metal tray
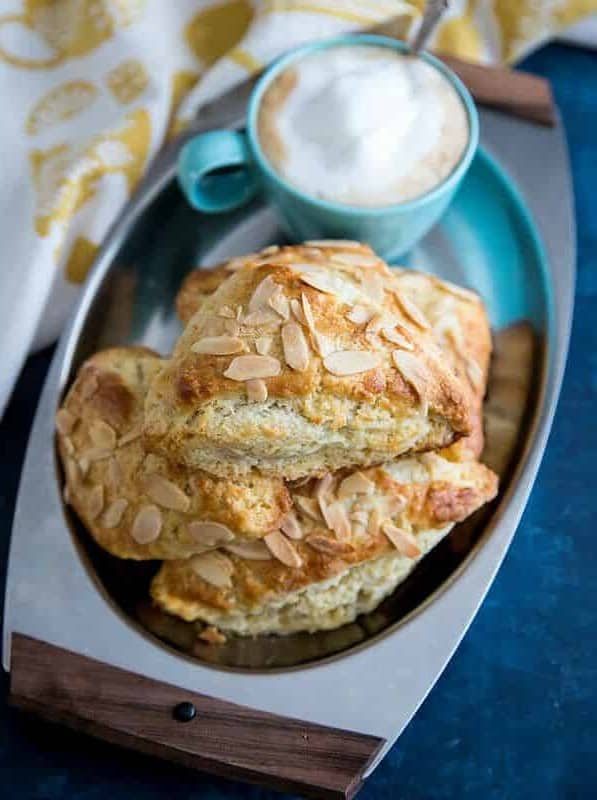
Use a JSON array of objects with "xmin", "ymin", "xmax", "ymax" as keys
[{"xmin": 3, "ymin": 107, "xmax": 574, "ymax": 764}]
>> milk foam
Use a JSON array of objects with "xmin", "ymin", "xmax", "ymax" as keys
[{"xmin": 258, "ymin": 46, "xmax": 469, "ymax": 207}]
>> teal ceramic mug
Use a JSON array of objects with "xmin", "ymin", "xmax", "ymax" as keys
[{"xmin": 177, "ymin": 35, "xmax": 479, "ymax": 259}]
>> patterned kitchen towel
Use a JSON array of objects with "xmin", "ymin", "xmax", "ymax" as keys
[{"xmin": 1, "ymin": 0, "xmax": 596, "ymax": 415}]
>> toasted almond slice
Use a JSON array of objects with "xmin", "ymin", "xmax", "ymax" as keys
[
  {"xmin": 306, "ymin": 534, "xmax": 352, "ymax": 555},
  {"xmin": 338, "ymin": 471, "xmax": 374, "ymax": 498},
  {"xmin": 298, "ymin": 272, "xmax": 338, "ymax": 294},
  {"xmin": 225, "ymin": 540, "xmax": 272, "ymax": 560},
  {"xmin": 368, "ymin": 507, "xmax": 383, "ymax": 536},
  {"xmin": 350, "ymin": 510, "xmax": 369, "ymax": 525},
  {"xmin": 187, "ymin": 520, "xmax": 234, "ymax": 547},
  {"xmin": 224, "ymin": 319, "xmax": 241, "ymax": 336},
  {"xmin": 107, "ymin": 457, "xmax": 123, "ymax": 489},
  {"xmin": 88, "ymin": 485, "xmax": 104, "ymax": 520},
  {"xmin": 347, "ymin": 305, "xmax": 374, "ymax": 325},
  {"xmin": 324, "ymin": 501, "xmax": 351, "ymax": 541},
  {"xmin": 89, "ymin": 419, "xmax": 117, "ymax": 450},
  {"xmin": 56, "ymin": 408, "xmax": 76, "ymax": 435},
  {"xmin": 435, "ymin": 278, "xmax": 479, "ymax": 303},
  {"xmin": 301, "ymin": 292, "xmax": 316, "ymax": 329},
  {"xmin": 382, "ymin": 325, "xmax": 415, "ymax": 350},
  {"xmin": 80, "ymin": 371, "xmax": 99, "ymax": 400},
  {"xmin": 323, "ymin": 350, "xmax": 381, "ymax": 376},
  {"xmin": 268, "ymin": 287, "xmax": 290, "ymax": 320},
  {"xmin": 62, "ymin": 437, "xmax": 75, "ymax": 456},
  {"xmin": 83, "ymin": 447, "xmax": 113, "ymax": 462},
  {"xmin": 131, "ymin": 505, "xmax": 162, "ymax": 544},
  {"xmin": 331, "ymin": 252, "xmax": 379, "ymax": 267},
  {"xmin": 280, "ymin": 511, "xmax": 303, "ymax": 540},
  {"xmin": 191, "ymin": 552, "xmax": 234, "ymax": 588},
  {"xmin": 102, "ymin": 498, "xmax": 128, "ymax": 528},
  {"xmin": 242, "ymin": 308, "xmax": 281, "ymax": 327},
  {"xmin": 118, "ymin": 424, "xmax": 143, "ymax": 447},
  {"xmin": 386, "ymin": 495, "xmax": 408, "ymax": 515},
  {"xmin": 294, "ymin": 495, "xmax": 322, "ymax": 521},
  {"xmin": 218, "ymin": 305, "xmax": 236, "ymax": 319},
  {"xmin": 290, "ymin": 298, "xmax": 307, "ymax": 325},
  {"xmin": 264, "ymin": 530, "xmax": 303, "ymax": 568},
  {"xmin": 261, "ymin": 244, "xmax": 280, "ymax": 255},
  {"xmin": 382, "ymin": 521, "xmax": 421, "ymax": 558},
  {"xmin": 143, "ymin": 474, "xmax": 190, "ymax": 512},
  {"xmin": 444, "ymin": 326, "xmax": 466, "ymax": 361},
  {"xmin": 78, "ymin": 457, "xmax": 90, "ymax": 478},
  {"xmin": 246, "ymin": 378, "xmax": 268, "ymax": 401},
  {"xmin": 249, "ymin": 275, "xmax": 278, "ymax": 311},
  {"xmin": 395, "ymin": 292, "xmax": 430, "ymax": 330},
  {"xmin": 365, "ymin": 313, "xmax": 384, "ymax": 336},
  {"xmin": 305, "ymin": 239, "xmax": 362, "ymax": 249},
  {"xmin": 361, "ymin": 272, "xmax": 384, "ymax": 304},
  {"xmin": 224, "ymin": 355, "xmax": 281, "ymax": 381},
  {"xmin": 392, "ymin": 350, "xmax": 428, "ymax": 404},
  {"xmin": 314, "ymin": 473, "xmax": 334, "ymax": 499},
  {"xmin": 255, "ymin": 336, "xmax": 272, "ymax": 356},
  {"xmin": 199, "ymin": 625, "xmax": 227, "ymax": 645},
  {"xmin": 191, "ymin": 336, "xmax": 244, "ymax": 355},
  {"xmin": 302, "ymin": 291, "xmax": 332, "ymax": 357},
  {"xmin": 281, "ymin": 321, "xmax": 310, "ymax": 372},
  {"xmin": 466, "ymin": 358, "xmax": 485, "ymax": 391}
]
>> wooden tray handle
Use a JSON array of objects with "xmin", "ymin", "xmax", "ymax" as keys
[{"xmin": 9, "ymin": 634, "xmax": 384, "ymax": 799}]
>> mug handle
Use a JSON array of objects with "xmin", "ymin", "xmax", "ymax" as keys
[{"xmin": 177, "ymin": 130, "xmax": 259, "ymax": 214}]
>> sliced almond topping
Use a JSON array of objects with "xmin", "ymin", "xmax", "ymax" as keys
[
  {"xmin": 466, "ymin": 358, "xmax": 485, "ymax": 391},
  {"xmin": 80, "ymin": 371, "xmax": 99, "ymax": 400},
  {"xmin": 323, "ymin": 350, "xmax": 381, "ymax": 376},
  {"xmin": 386, "ymin": 495, "xmax": 408, "ymax": 515},
  {"xmin": 199, "ymin": 625, "xmax": 227, "ymax": 645},
  {"xmin": 246, "ymin": 378, "xmax": 268, "ymax": 402},
  {"xmin": 290, "ymin": 298, "xmax": 307, "ymax": 325},
  {"xmin": 218, "ymin": 305, "xmax": 235, "ymax": 318},
  {"xmin": 255, "ymin": 336, "xmax": 272, "ymax": 356},
  {"xmin": 305, "ymin": 239, "xmax": 362, "ymax": 249},
  {"xmin": 102, "ymin": 498, "xmax": 128, "ymax": 528},
  {"xmin": 382, "ymin": 325, "xmax": 415, "ymax": 350},
  {"xmin": 395, "ymin": 292, "xmax": 430, "ymax": 330},
  {"xmin": 264, "ymin": 530, "xmax": 303, "ymax": 568},
  {"xmin": 314, "ymin": 473, "xmax": 334, "ymax": 499},
  {"xmin": 436, "ymin": 279, "xmax": 479, "ymax": 303},
  {"xmin": 88, "ymin": 485, "xmax": 104, "ymax": 520},
  {"xmin": 131, "ymin": 505, "xmax": 162, "ymax": 544},
  {"xmin": 242, "ymin": 308, "xmax": 281, "ymax": 327},
  {"xmin": 365, "ymin": 313, "xmax": 384, "ymax": 336},
  {"xmin": 191, "ymin": 551, "xmax": 234, "ymax": 588},
  {"xmin": 294, "ymin": 495, "xmax": 322, "ymax": 521},
  {"xmin": 89, "ymin": 419, "xmax": 117, "ymax": 450},
  {"xmin": 187, "ymin": 520, "xmax": 234, "ymax": 547},
  {"xmin": 261, "ymin": 244, "xmax": 280, "ymax": 255},
  {"xmin": 107, "ymin": 457, "xmax": 123, "ymax": 489},
  {"xmin": 281, "ymin": 321, "xmax": 310, "ymax": 372},
  {"xmin": 224, "ymin": 355, "xmax": 281, "ymax": 381},
  {"xmin": 306, "ymin": 534, "xmax": 352, "ymax": 555},
  {"xmin": 382, "ymin": 521, "xmax": 421, "ymax": 558},
  {"xmin": 63, "ymin": 437, "xmax": 75, "ymax": 456},
  {"xmin": 368, "ymin": 507, "xmax": 383, "ymax": 536},
  {"xmin": 298, "ymin": 271, "xmax": 339, "ymax": 295},
  {"xmin": 225, "ymin": 540, "xmax": 272, "ymax": 560},
  {"xmin": 118, "ymin": 425, "xmax": 143, "ymax": 447},
  {"xmin": 280, "ymin": 511, "xmax": 303, "ymax": 540},
  {"xmin": 338, "ymin": 471, "xmax": 374, "ymax": 498},
  {"xmin": 83, "ymin": 447, "xmax": 113, "ymax": 463},
  {"xmin": 236, "ymin": 305, "xmax": 243, "ymax": 320},
  {"xmin": 78, "ymin": 457, "xmax": 90, "ymax": 478},
  {"xmin": 350, "ymin": 510, "xmax": 369, "ymax": 526},
  {"xmin": 224, "ymin": 319, "xmax": 241, "ymax": 336},
  {"xmin": 268, "ymin": 287, "xmax": 290, "ymax": 320},
  {"xmin": 56, "ymin": 408, "xmax": 76, "ymax": 435},
  {"xmin": 392, "ymin": 350, "xmax": 429, "ymax": 406},
  {"xmin": 361, "ymin": 272, "xmax": 384, "ymax": 304},
  {"xmin": 249, "ymin": 275, "xmax": 278, "ymax": 311},
  {"xmin": 347, "ymin": 305, "xmax": 374, "ymax": 325},
  {"xmin": 331, "ymin": 252, "xmax": 379, "ymax": 267},
  {"xmin": 191, "ymin": 336, "xmax": 244, "ymax": 355},
  {"xmin": 143, "ymin": 474, "xmax": 190, "ymax": 512},
  {"xmin": 324, "ymin": 501, "xmax": 351, "ymax": 541}
]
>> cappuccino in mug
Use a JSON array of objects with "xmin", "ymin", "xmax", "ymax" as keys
[{"xmin": 257, "ymin": 45, "xmax": 469, "ymax": 208}]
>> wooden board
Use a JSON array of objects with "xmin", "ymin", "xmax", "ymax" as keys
[{"xmin": 9, "ymin": 633, "xmax": 385, "ymax": 799}]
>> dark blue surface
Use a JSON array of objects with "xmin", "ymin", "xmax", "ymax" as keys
[{"xmin": 1, "ymin": 43, "xmax": 595, "ymax": 799}]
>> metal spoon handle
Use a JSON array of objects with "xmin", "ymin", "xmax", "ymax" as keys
[{"xmin": 410, "ymin": 0, "xmax": 449, "ymax": 53}]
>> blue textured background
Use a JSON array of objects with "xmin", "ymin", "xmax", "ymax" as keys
[{"xmin": 1, "ymin": 43, "xmax": 595, "ymax": 799}]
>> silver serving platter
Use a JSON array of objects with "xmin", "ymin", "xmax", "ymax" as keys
[{"xmin": 3, "ymin": 98, "xmax": 574, "ymax": 774}]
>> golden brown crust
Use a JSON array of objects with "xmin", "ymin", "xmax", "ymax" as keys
[
  {"xmin": 56, "ymin": 348, "xmax": 291, "ymax": 560},
  {"xmin": 151, "ymin": 453, "xmax": 498, "ymax": 624},
  {"xmin": 145, "ymin": 244, "xmax": 472, "ymax": 479}
]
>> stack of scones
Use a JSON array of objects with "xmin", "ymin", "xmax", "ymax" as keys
[{"xmin": 57, "ymin": 241, "xmax": 498, "ymax": 642}]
